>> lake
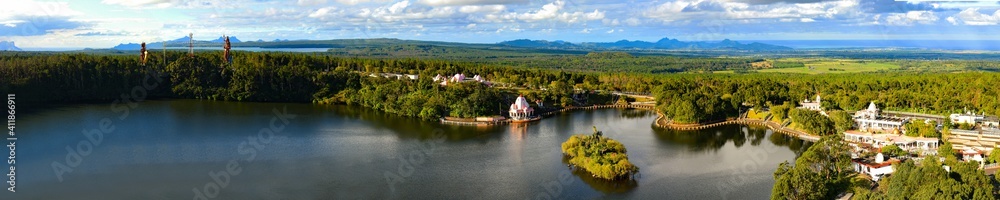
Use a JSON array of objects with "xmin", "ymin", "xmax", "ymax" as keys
[{"xmin": 9, "ymin": 100, "xmax": 810, "ymax": 199}]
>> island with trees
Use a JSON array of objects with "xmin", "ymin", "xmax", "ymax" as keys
[{"xmin": 560, "ymin": 127, "xmax": 639, "ymax": 180}]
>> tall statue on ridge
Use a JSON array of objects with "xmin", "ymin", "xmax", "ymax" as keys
[
  {"xmin": 140, "ymin": 42, "xmax": 148, "ymax": 66},
  {"xmin": 223, "ymin": 35, "xmax": 232, "ymax": 64}
]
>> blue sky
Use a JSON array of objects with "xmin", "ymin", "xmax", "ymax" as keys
[{"xmin": 3, "ymin": 0, "xmax": 1000, "ymax": 48}]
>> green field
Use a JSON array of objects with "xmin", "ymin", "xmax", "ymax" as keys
[{"xmin": 754, "ymin": 59, "xmax": 900, "ymax": 74}]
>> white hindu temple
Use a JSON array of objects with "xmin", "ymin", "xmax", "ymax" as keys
[
  {"xmin": 854, "ymin": 102, "xmax": 907, "ymax": 133},
  {"xmin": 509, "ymin": 95, "xmax": 534, "ymax": 120},
  {"xmin": 799, "ymin": 94, "xmax": 823, "ymax": 111}
]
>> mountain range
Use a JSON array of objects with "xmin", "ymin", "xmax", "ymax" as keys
[
  {"xmin": 498, "ymin": 37, "xmax": 792, "ymax": 50},
  {"xmin": 113, "ymin": 36, "xmax": 241, "ymax": 50},
  {"xmin": 0, "ymin": 41, "xmax": 21, "ymax": 51},
  {"xmin": 109, "ymin": 36, "xmax": 790, "ymax": 51}
]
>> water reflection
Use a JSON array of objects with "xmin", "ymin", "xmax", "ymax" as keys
[
  {"xmin": 561, "ymin": 156, "xmax": 639, "ymax": 194},
  {"xmin": 652, "ymin": 124, "xmax": 812, "ymax": 155},
  {"xmin": 619, "ymin": 108, "xmax": 654, "ymax": 119}
]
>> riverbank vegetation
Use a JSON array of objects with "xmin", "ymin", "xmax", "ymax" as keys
[
  {"xmin": 561, "ymin": 127, "xmax": 638, "ymax": 180},
  {"xmin": 772, "ymin": 135, "xmax": 998, "ymax": 200},
  {"xmin": 851, "ymin": 158, "xmax": 995, "ymax": 199},
  {"xmin": 771, "ymin": 135, "xmax": 857, "ymax": 200}
]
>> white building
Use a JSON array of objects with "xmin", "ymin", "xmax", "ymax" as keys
[
  {"xmin": 509, "ymin": 95, "xmax": 534, "ymax": 120},
  {"xmin": 843, "ymin": 130, "xmax": 939, "ymax": 152},
  {"xmin": 961, "ymin": 148, "xmax": 985, "ymax": 164},
  {"xmin": 854, "ymin": 102, "xmax": 907, "ymax": 133},
  {"xmin": 951, "ymin": 112, "xmax": 986, "ymax": 125},
  {"xmin": 439, "ymin": 73, "xmax": 490, "ymax": 86},
  {"xmin": 853, "ymin": 153, "xmax": 896, "ymax": 182},
  {"xmin": 948, "ymin": 129, "xmax": 1000, "ymax": 152},
  {"xmin": 799, "ymin": 94, "xmax": 823, "ymax": 111}
]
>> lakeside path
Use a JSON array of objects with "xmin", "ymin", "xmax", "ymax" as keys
[
  {"xmin": 653, "ymin": 112, "xmax": 821, "ymax": 142},
  {"xmin": 440, "ymin": 103, "xmax": 822, "ymax": 142}
]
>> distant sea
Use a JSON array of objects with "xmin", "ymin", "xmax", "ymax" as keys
[
  {"xmin": 18, "ymin": 47, "xmax": 331, "ymax": 52},
  {"xmin": 745, "ymin": 40, "xmax": 1000, "ymax": 51}
]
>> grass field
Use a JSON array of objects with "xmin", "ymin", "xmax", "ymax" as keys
[
  {"xmin": 746, "ymin": 109, "xmax": 769, "ymax": 120},
  {"xmin": 755, "ymin": 59, "xmax": 900, "ymax": 74}
]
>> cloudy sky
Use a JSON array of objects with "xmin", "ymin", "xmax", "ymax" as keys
[{"xmin": 2, "ymin": 0, "xmax": 1000, "ymax": 48}]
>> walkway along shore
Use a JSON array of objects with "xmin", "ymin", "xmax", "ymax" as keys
[
  {"xmin": 653, "ymin": 112, "xmax": 821, "ymax": 142},
  {"xmin": 440, "ymin": 104, "xmax": 821, "ymax": 142}
]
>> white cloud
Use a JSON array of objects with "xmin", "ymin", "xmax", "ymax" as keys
[
  {"xmin": 1, "ymin": 0, "xmax": 82, "ymax": 20},
  {"xmin": 603, "ymin": 19, "xmax": 620, "ymax": 26},
  {"xmin": 335, "ymin": 0, "xmax": 381, "ymax": 6},
  {"xmin": 625, "ymin": 17, "xmax": 641, "ymax": 26},
  {"xmin": 644, "ymin": 0, "xmax": 861, "ymax": 24},
  {"xmin": 309, "ymin": 7, "xmax": 340, "ymax": 19},
  {"xmin": 298, "ymin": 0, "xmax": 328, "ymax": 6},
  {"xmin": 555, "ymin": 9, "xmax": 605, "ymax": 23},
  {"xmin": 516, "ymin": 0, "xmax": 563, "ymax": 21},
  {"xmin": 352, "ymin": 1, "xmax": 457, "ymax": 23},
  {"xmin": 884, "ymin": 11, "xmax": 938, "ymax": 26},
  {"xmin": 418, "ymin": 0, "xmax": 527, "ymax": 6},
  {"xmin": 388, "ymin": 1, "xmax": 410, "ymax": 14},
  {"xmin": 459, "ymin": 5, "xmax": 505, "ymax": 13},
  {"xmin": 475, "ymin": 0, "xmax": 603, "ymax": 24},
  {"xmin": 950, "ymin": 8, "xmax": 1000, "ymax": 26},
  {"xmin": 579, "ymin": 28, "xmax": 591, "ymax": 33},
  {"xmin": 101, "ymin": 0, "xmax": 172, "ymax": 7}
]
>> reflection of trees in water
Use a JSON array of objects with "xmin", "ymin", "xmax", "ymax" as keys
[
  {"xmin": 324, "ymin": 104, "xmax": 507, "ymax": 142},
  {"xmin": 561, "ymin": 156, "xmax": 638, "ymax": 194},
  {"xmin": 618, "ymin": 108, "xmax": 654, "ymax": 119},
  {"xmin": 767, "ymin": 130, "xmax": 813, "ymax": 157},
  {"xmin": 652, "ymin": 124, "xmax": 811, "ymax": 154}
]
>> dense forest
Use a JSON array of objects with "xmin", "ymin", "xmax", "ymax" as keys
[
  {"xmin": 0, "ymin": 51, "xmax": 617, "ymax": 119},
  {"xmin": 653, "ymin": 72, "xmax": 1000, "ymax": 124},
  {"xmin": 3, "ymin": 51, "xmax": 1000, "ymax": 123}
]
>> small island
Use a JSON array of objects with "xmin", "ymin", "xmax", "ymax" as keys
[{"xmin": 561, "ymin": 126, "xmax": 639, "ymax": 180}]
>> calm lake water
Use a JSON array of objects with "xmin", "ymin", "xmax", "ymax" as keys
[{"xmin": 8, "ymin": 100, "xmax": 810, "ymax": 199}]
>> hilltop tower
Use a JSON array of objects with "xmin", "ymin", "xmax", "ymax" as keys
[{"xmin": 188, "ymin": 33, "xmax": 194, "ymax": 58}]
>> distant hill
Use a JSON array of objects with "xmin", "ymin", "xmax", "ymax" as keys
[
  {"xmin": 500, "ymin": 37, "xmax": 792, "ymax": 50},
  {"xmin": 210, "ymin": 36, "xmax": 241, "ymax": 43},
  {"xmin": 113, "ymin": 35, "xmax": 241, "ymax": 50},
  {"xmin": 108, "ymin": 36, "xmax": 789, "ymax": 51},
  {"xmin": 497, "ymin": 39, "xmax": 577, "ymax": 48},
  {"xmin": 0, "ymin": 41, "xmax": 22, "ymax": 51},
  {"xmin": 113, "ymin": 42, "xmax": 168, "ymax": 50}
]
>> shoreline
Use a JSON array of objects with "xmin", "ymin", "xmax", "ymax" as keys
[
  {"xmin": 439, "ymin": 104, "xmax": 656, "ymax": 126},
  {"xmin": 654, "ymin": 113, "xmax": 821, "ymax": 142}
]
